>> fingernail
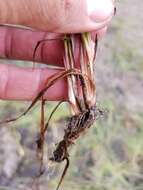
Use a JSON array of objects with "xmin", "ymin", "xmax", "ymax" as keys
[{"xmin": 87, "ymin": 0, "xmax": 114, "ymax": 22}]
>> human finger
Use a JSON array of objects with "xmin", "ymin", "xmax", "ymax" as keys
[
  {"xmin": 0, "ymin": 0, "xmax": 115, "ymax": 33},
  {"xmin": 0, "ymin": 63, "xmax": 68, "ymax": 101},
  {"xmin": 0, "ymin": 26, "xmax": 64, "ymax": 66},
  {"xmin": 0, "ymin": 26, "xmax": 107, "ymax": 66}
]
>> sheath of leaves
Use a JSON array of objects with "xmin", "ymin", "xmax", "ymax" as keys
[{"xmin": 64, "ymin": 33, "xmax": 97, "ymax": 115}]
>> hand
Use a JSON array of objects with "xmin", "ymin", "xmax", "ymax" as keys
[{"xmin": 0, "ymin": 0, "xmax": 115, "ymax": 101}]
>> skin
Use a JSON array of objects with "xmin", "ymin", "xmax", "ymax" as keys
[{"xmin": 0, "ymin": 0, "xmax": 114, "ymax": 101}]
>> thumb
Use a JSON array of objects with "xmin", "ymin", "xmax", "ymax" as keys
[{"xmin": 0, "ymin": 0, "xmax": 114, "ymax": 33}]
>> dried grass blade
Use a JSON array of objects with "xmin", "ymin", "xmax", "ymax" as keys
[{"xmin": 56, "ymin": 157, "xmax": 69, "ymax": 190}]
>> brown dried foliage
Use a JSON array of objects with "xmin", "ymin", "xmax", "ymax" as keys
[{"xmin": 0, "ymin": 33, "xmax": 105, "ymax": 190}]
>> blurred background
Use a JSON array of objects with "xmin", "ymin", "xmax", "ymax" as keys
[{"xmin": 0, "ymin": 0, "xmax": 143, "ymax": 190}]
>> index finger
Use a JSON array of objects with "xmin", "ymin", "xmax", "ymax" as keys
[
  {"xmin": 0, "ymin": 26, "xmax": 64, "ymax": 67},
  {"xmin": 0, "ymin": 26, "xmax": 107, "ymax": 66}
]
